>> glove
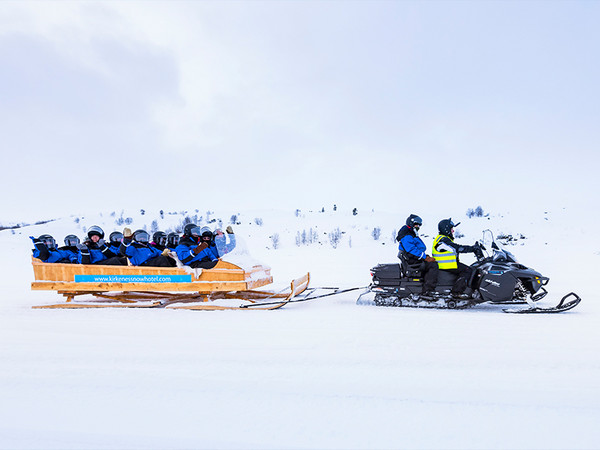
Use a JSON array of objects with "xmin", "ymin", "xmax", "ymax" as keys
[
  {"xmin": 123, "ymin": 227, "xmax": 133, "ymax": 239},
  {"xmin": 425, "ymin": 255, "xmax": 435, "ymax": 262},
  {"xmin": 76, "ymin": 243, "xmax": 86, "ymax": 251},
  {"xmin": 161, "ymin": 248, "xmax": 170, "ymax": 256},
  {"xmin": 97, "ymin": 238, "xmax": 106, "ymax": 247},
  {"xmin": 192, "ymin": 242, "xmax": 209, "ymax": 255},
  {"xmin": 226, "ymin": 226, "xmax": 234, "ymax": 234}
]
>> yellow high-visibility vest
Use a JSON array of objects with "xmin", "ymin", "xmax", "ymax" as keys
[{"xmin": 432, "ymin": 234, "xmax": 458, "ymax": 270}]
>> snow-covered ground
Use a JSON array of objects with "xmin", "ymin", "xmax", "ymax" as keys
[{"xmin": 1, "ymin": 206, "xmax": 598, "ymax": 449}]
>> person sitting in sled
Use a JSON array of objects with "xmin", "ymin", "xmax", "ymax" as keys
[
  {"xmin": 119, "ymin": 228, "xmax": 174, "ymax": 267},
  {"xmin": 107, "ymin": 231, "xmax": 124, "ymax": 256},
  {"xmin": 175, "ymin": 225, "xmax": 236, "ymax": 269},
  {"xmin": 57, "ymin": 234, "xmax": 82, "ymax": 263},
  {"xmin": 79, "ymin": 225, "xmax": 126, "ymax": 265},
  {"xmin": 396, "ymin": 214, "xmax": 438, "ymax": 296},
  {"xmin": 150, "ymin": 231, "xmax": 168, "ymax": 252},
  {"xmin": 166, "ymin": 232, "xmax": 180, "ymax": 250},
  {"xmin": 209, "ymin": 226, "xmax": 236, "ymax": 258},
  {"xmin": 30, "ymin": 234, "xmax": 78, "ymax": 263},
  {"xmin": 432, "ymin": 218, "xmax": 483, "ymax": 298}
]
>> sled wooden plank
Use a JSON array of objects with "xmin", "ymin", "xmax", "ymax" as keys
[
  {"xmin": 32, "ymin": 301, "xmax": 162, "ymax": 309},
  {"xmin": 31, "ymin": 257, "xmax": 269, "ymax": 283},
  {"xmin": 31, "ymin": 281, "xmax": 250, "ymax": 292}
]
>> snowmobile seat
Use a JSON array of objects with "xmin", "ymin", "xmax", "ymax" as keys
[{"xmin": 399, "ymin": 253, "xmax": 423, "ymax": 278}]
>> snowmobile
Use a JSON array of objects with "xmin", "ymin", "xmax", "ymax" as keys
[{"xmin": 357, "ymin": 230, "xmax": 581, "ymax": 313}]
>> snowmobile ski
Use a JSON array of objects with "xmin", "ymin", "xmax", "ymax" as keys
[{"xmin": 503, "ymin": 292, "xmax": 581, "ymax": 314}]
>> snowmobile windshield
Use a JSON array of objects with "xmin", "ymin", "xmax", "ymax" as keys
[{"xmin": 493, "ymin": 249, "xmax": 518, "ymax": 263}]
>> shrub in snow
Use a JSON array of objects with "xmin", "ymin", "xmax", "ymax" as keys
[
  {"xmin": 230, "ymin": 214, "xmax": 238, "ymax": 224},
  {"xmin": 160, "ymin": 210, "xmax": 164, "ymax": 219},
  {"xmin": 352, "ymin": 208, "xmax": 358, "ymax": 216},
  {"xmin": 270, "ymin": 233, "xmax": 280, "ymax": 249},
  {"xmin": 295, "ymin": 228, "xmax": 318, "ymax": 246},
  {"xmin": 466, "ymin": 205, "xmax": 486, "ymax": 218},
  {"xmin": 124, "ymin": 217, "xmax": 133, "ymax": 225},
  {"xmin": 328, "ymin": 228, "xmax": 342, "ymax": 248},
  {"xmin": 140, "ymin": 209, "xmax": 145, "ymax": 216},
  {"xmin": 371, "ymin": 227, "xmax": 381, "ymax": 241},
  {"xmin": 254, "ymin": 217, "xmax": 263, "ymax": 226},
  {"xmin": 150, "ymin": 220, "xmax": 159, "ymax": 233},
  {"xmin": 295, "ymin": 209, "xmax": 301, "ymax": 217},
  {"xmin": 454, "ymin": 230, "xmax": 465, "ymax": 239}
]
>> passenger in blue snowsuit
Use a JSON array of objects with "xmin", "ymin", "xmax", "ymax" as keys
[
  {"xmin": 30, "ymin": 234, "xmax": 78, "ymax": 263},
  {"xmin": 79, "ymin": 225, "xmax": 126, "ymax": 265},
  {"xmin": 107, "ymin": 231, "xmax": 125, "ymax": 257},
  {"xmin": 120, "ymin": 229, "xmax": 174, "ymax": 267},
  {"xmin": 166, "ymin": 232, "xmax": 180, "ymax": 250},
  {"xmin": 396, "ymin": 214, "xmax": 438, "ymax": 295},
  {"xmin": 56, "ymin": 234, "xmax": 82, "ymax": 263},
  {"xmin": 175, "ymin": 225, "xmax": 236, "ymax": 269}
]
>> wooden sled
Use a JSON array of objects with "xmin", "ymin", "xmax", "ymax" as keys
[{"xmin": 31, "ymin": 257, "xmax": 308, "ymax": 310}]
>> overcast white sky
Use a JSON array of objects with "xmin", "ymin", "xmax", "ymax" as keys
[{"xmin": 1, "ymin": 1, "xmax": 598, "ymax": 222}]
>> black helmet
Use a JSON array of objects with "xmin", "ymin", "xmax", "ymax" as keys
[
  {"xmin": 39, "ymin": 234, "xmax": 57, "ymax": 249},
  {"xmin": 133, "ymin": 229, "xmax": 150, "ymax": 243},
  {"xmin": 64, "ymin": 234, "xmax": 80, "ymax": 247},
  {"xmin": 183, "ymin": 223, "xmax": 197, "ymax": 236},
  {"xmin": 167, "ymin": 232, "xmax": 180, "ymax": 247},
  {"xmin": 438, "ymin": 218, "xmax": 460, "ymax": 236},
  {"xmin": 153, "ymin": 231, "xmax": 167, "ymax": 246},
  {"xmin": 199, "ymin": 226, "xmax": 213, "ymax": 241},
  {"xmin": 109, "ymin": 231, "xmax": 124, "ymax": 244},
  {"xmin": 87, "ymin": 225, "xmax": 104, "ymax": 239},
  {"xmin": 406, "ymin": 214, "xmax": 423, "ymax": 228}
]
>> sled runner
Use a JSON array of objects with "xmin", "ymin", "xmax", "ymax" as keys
[{"xmin": 31, "ymin": 257, "xmax": 311, "ymax": 309}]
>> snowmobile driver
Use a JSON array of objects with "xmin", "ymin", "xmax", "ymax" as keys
[
  {"xmin": 432, "ymin": 218, "xmax": 484, "ymax": 299},
  {"xmin": 396, "ymin": 214, "xmax": 439, "ymax": 296}
]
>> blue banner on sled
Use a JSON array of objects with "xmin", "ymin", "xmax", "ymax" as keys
[{"xmin": 75, "ymin": 274, "xmax": 192, "ymax": 283}]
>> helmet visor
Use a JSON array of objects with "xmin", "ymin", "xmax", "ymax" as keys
[
  {"xmin": 134, "ymin": 231, "xmax": 150, "ymax": 243},
  {"xmin": 64, "ymin": 235, "xmax": 80, "ymax": 246},
  {"xmin": 43, "ymin": 237, "xmax": 57, "ymax": 249},
  {"xmin": 110, "ymin": 232, "xmax": 124, "ymax": 244}
]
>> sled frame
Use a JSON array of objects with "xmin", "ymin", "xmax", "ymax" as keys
[{"xmin": 33, "ymin": 273, "xmax": 311, "ymax": 310}]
